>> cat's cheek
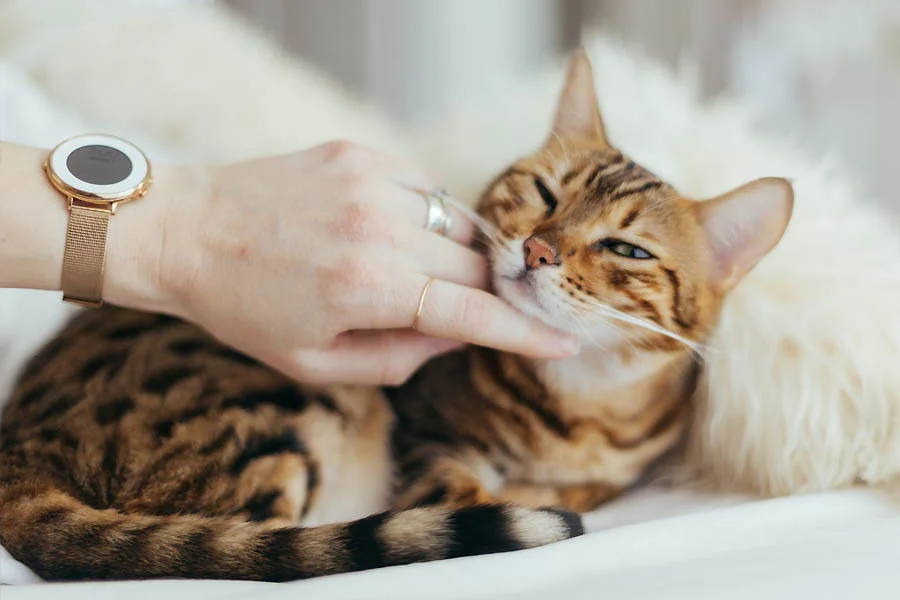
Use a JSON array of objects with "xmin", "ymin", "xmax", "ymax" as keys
[{"xmin": 489, "ymin": 240, "xmax": 528, "ymax": 280}]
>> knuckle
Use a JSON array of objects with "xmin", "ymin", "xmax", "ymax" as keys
[{"xmin": 319, "ymin": 140, "xmax": 368, "ymax": 166}]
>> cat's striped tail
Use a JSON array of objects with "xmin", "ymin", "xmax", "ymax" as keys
[{"xmin": 0, "ymin": 482, "xmax": 584, "ymax": 581}]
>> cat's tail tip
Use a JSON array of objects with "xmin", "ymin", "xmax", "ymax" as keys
[
  {"xmin": 378, "ymin": 503, "xmax": 584, "ymax": 566},
  {"xmin": 504, "ymin": 505, "xmax": 586, "ymax": 547}
]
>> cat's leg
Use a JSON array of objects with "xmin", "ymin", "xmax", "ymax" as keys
[
  {"xmin": 393, "ymin": 455, "xmax": 503, "ymax": 510},
  {"xmin": 231, "ymin": 452, "xmax": 315, "ymax": 526},
  {"xmin": 498, "ymin": 481, "xmax": 620, "ymax": 513},
  {"xmin": 394, "ymin": 457, "xmax": 618, "ymax": 514}
]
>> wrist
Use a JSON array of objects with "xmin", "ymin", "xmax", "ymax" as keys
[
  {"xmin": 0, "ymin": 143, "xmax": 67, "ymax": 291},
  {"xmin": 0, "ymin": 140, "xmax": 212, "ymax": 316},
  {"xmin": 103, "ymin": 162, "xmax": 213, "ymax": 317}
]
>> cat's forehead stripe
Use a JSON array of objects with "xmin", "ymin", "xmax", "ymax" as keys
[
  {"xmin": 590, "ymin": 159, "xmax": 661, "ymax": 200},
  {"xmin": 619, "ymin": 207, "xmax": 642, "ymax": 229},
  {"xmin": 560, "ymin": 169, "xmax": 581, "ymax": 186},
  {"xmin": 607, "ymin": 180, "xmax": 664, "ymax": 204},
  {"xmin": 583, "ymin": 152, "xmax": 625, "ymax": 188}
]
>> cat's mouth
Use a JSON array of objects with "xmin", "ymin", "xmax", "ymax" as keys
[
  {"xmin": 496, "ymin": 271, "xmax": 559, "ymax": 327},
  {"xmin": 490, "ymin": 242, "xmax": 576, "ymax": 334}
]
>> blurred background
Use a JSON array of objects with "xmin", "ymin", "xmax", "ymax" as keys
[
  {"xmin": 2, "ymin": 0, "xmax": 898, "ymax": 208},
  {"xmin": 223, "ymin": 0, "xmax": 899, "ymax": 208},
  {"xmin": 224, "ymin": 0, "xmax": 747, "ymax": 125}
]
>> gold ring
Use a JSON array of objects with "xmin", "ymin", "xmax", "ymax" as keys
[{"xmin": 412, "ymin": 278, "xmax": 434, "ymax": 331}]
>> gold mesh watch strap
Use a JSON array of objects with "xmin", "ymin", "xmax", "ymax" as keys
[{"xmin": 61, "ymin": 203, "xmax": 111, "ymax": 307}]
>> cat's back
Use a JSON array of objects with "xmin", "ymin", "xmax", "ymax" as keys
[
  {"xmin": 1, "ymin": 306, "xmax": 274, "ymax": 433},
  {"xmin": 0, "ymin": 305, "xmax": 394, "ymax": 527}
]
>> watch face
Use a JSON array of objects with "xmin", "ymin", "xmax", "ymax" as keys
[
  {"xmin": 66, "ymin": 145, "xmax": 133, "ymax": 186},
  {"xmin": 47, "ymin": 134, "xmax": 150, "ymax": 202}
]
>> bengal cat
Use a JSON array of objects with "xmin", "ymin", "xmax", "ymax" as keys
[{"xmin": 0, "ymin": 50, "xmax": 793, "ymax": 582}]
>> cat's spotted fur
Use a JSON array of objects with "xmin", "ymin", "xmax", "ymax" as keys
[{"xmin": 0, "ymin": 51, "xmax": 792, "ymax": 581}]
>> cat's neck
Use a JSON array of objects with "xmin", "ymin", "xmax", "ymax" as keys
[{"xmin": 532, "ymin": 345, "xmax": 698, "ymax": 419}]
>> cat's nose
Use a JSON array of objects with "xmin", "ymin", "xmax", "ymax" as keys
[{"xmin": 524, "ymin": 236, "xmax": 559, "ymax": 269}]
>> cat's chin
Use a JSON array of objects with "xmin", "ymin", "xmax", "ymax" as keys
[{"xmin": 494, "ymin": 274, "xmax": 578, "ymax": 337}]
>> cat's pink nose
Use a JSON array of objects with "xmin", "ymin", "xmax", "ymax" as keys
[{"xmin": 524, "ymin": 236, "xmax": 559, "ymax": 269}]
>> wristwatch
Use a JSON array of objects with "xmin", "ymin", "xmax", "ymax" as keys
[{"xmin": 44, "ymin": 134, "xmax": 152, "ymax": 307}]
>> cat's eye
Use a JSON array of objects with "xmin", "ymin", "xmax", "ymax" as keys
[
  {"xmin": 598, "ymin": 239, "xmax": 655, "ymax": 260},
  {"xmin": 534, "ymin": 177, "xmax": 557, "ymax": 216}
]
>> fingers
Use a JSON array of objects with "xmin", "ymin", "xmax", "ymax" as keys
[
  {"xmin": 289, "ymin": 330, "xmax": 464, "ymax": 386},
  {"xmin": 311, "ymin": 140, "xmax": 478, "ymax": 246},
  {"xmin": 309, "ymin": 140, "xmax": 478, "ymax": 246},
  {"xmin": 312, "ymin": 140, "xmax": 435, "ymax": 193},
  {"xmin": 381, "ymin": 185, "xmax": 477, "ymax": 246},
  {"xmin": 403, "ymin": 229, "xmax": 491, "ymax": 291},
  {"xmin": 347, "ymin": 272, "xmax": 580, "ymax": 359},
  {"xmin": 305, "ymin": 141, "xmax": 578, "ymax": 359},
  {"xmin": 399, "ymin": 186, "xmax": 478, "ymax": 246},
  {"xmin": 408, "ymin": 277, "xmax": 580, "ymax": 358}
]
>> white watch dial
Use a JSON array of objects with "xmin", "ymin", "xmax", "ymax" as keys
[{"xmin": 48, "ymin": 134, "xmax": 150, "ymax": 199}]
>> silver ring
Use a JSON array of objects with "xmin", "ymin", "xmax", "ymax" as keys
[
  {"xmin": 422, "ymin": 189, "xmax": 453, "ymax": 236},
  {"xmin": 435, "ymin": 189, "xmax": 453, "ymax": 237}
]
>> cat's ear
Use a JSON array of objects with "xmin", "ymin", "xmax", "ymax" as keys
[
  {"xmin": 695, "ymin": 177, "xmax": 794, "ymax": 293},
  {"xmin": 550, "ymin": 48, "xmax": 609, "ymax": 143}
]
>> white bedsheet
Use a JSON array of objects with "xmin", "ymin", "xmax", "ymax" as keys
[{"xmin": 4, "ymin": 485, "xmax": 900, "ymax": 597}]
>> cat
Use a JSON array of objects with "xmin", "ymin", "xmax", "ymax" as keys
[{"xmin": 0, "ymin": 50, "xmax": 793, "ymax": 582}]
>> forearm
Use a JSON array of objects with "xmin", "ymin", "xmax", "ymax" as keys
[{"xmin": 0, "ymin": 141, "xmax": 205, "ymax": 314}]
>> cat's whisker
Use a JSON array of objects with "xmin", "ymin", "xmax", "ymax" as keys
[
  {"xmin": 561, "ymin": 283, "xmax": 702, "ymax": 361},
  {"xmin": 567, "ymin": 316, "xmax": 604, "ymax": 350},
  {"xmin": 580, "ymin": 307, "xmax": 659, "ymax": 353},
  {"xmin": 588, "ymin": 303, "xmax": 710, "ymax": 357},
  {"xmin": 442, "ymin": 195, "xmax": 505, "ymax": 247},
  {"xmin": 567, "ymin": 311, "xmax": 619, "ymax": 352},
  {"xmin": 395, "ymin": 184, "xmax": 505, "ymax": 249},
  {"xmin": 554, "ymin": 285, "xmax": 640, "ymax": 349},
  {"xmin": 548, "ymin": 287, "xmax": 631, "ymax": 352},
  {"xmin": 549, "ymin": 130, "xmax": 571, "ymax": 165},
  {"xmin": 581, "ymin": 307, "xmax": 710, "ymax": 363},
  {"xmin": 471, "ymin": 226, "xmax": 503, "ymax": 250},
  {"xmin": 568, "ymin": 308, "xmax": 630, "ymax": 351},
  {"xmin": 556, "ymin": 275, "xmax": 711, "ymax": 360}
]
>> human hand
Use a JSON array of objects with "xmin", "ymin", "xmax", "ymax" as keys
[{"xmin": 112, "ymin": 141, "xmax": 580, "ymax": 385}]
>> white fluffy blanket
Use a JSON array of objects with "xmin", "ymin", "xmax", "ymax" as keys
[
  {"xmin": 3, "ymin": 0, "xmax": 900, "ymax": 591},
  {"xmin": 414, "ymin": 38, "xmax": 900, "ymax": 496}
]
